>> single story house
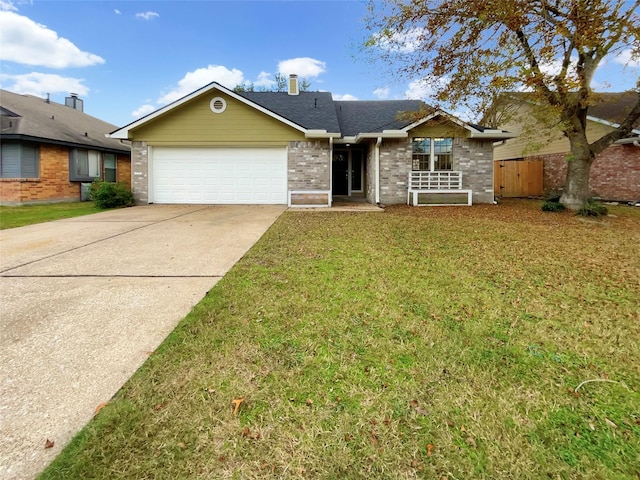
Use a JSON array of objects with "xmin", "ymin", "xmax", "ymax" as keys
[
  {"xmin": 110, "ymin": 76, "xmax": 514, "ymax": 207},
  {"xmin": 0, "ymin": 89, "xmax": 131, "ymax": 205},
  {"xmin": 491, "ymin": 92, "xmax": 640, "ymax": 202}
]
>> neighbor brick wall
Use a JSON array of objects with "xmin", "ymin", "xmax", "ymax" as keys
[
  {"xmin": 116, "ymin": 153, "xmax": 131, "ymax": 187},
  {"xmin": 530, "ymin": 144, "xmax": 640, "ymax": 201},
  {"xmin": 1, "ymin": 145, "xmax": 133, "ymax": 205},
  {"xmin": 287, "ymin": 140, "xmax": 331, "ymax": 192},
  {"xmin": 0, "ymin": 144, "xmax": 80, "ymax": 205}
]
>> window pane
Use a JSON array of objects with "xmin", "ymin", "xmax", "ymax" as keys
[
  {"xmin": 75, "ymin": 150, "xmax": 89, "ymax": 176},
  {"xmin": 351, "ymin": 150, "xmax": 362, "ymax": 191},
  {"xmin": 1, "ymin": 143, "xmax": 21, "ymax": 178},
  {"xmin": 411, "ymin": 138, "xmax": 431, "ymax": 170},
  {"xmin": 104, "ymin": 154, "xmax": 116, "ymax": 182},
  {"xmin": 21, "ymin": 144, "xmax": 38, "ymax": 178},
  {"xmin": 88, "ymin": 151, "xmax": 100, "ymax": 177},
  {"xmin": 433, "ymin": 138, "xmax": 453, "ymax": 170}
]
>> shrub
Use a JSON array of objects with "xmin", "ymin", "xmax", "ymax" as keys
[
  {"xmin": 89, "ymin": 181, "xmax": 134, "ymax": 209},
  {"xmin": 541, "ymin": 200, "xmax": 566, "ymax": 212},
  {"xmin": 577, "ymin": 199, "xmax": 608, "ymax": 217}
]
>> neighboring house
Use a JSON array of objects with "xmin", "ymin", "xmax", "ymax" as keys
[
  {"xmin": 110, "ymin": 76, "xmax": 514, "ymax": 207},
  {"xmin": 0, "ymin": 89, "xmax": 131, "ymax": 205},
  {"xmin": 491, "ymin": 92, "xmax": 640, "ymax": 201}
]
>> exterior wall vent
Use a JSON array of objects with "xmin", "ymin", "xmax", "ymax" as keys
[
  {"xmin": 65, "ymin": 93, "xmax": 84, "ymax": 112},
  {"xmin": 288, "ymin": 74, "xmax": 299, "ymax": 96}
]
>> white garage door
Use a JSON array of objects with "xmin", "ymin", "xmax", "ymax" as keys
[{"xmin": 151, "ymin": 147, "xmax": 287, "ymax": 204}]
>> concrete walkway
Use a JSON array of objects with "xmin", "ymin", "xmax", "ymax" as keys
[{"xmin": 0, "ymin": 205, "xmax": 285, "ymax": 480}]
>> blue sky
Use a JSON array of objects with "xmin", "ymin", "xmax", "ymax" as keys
[{"xmin": 1, "ymin": 0, "xmax": 639, "ymax": 127}]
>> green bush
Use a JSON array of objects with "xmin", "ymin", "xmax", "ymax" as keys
[
  {"xmin": 541, "ymin": 200, "xmax": 566, "ymax": 212},
  {"xmin": 89, "ymin": 181, "xmax": 134, "ymax": 209},
  {"xmin": 577, "ymin": 199, "xmax": 608, "ymax": 217}
]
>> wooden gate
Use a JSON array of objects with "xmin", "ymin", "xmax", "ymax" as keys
[{"xmin": 494, "ymin": 159, "xmax": 544, "ymax": 197}]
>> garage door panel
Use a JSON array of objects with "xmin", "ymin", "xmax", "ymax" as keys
[{"xmin": 152, "ymin": 148, "xmax": 287, "ymax": 204}]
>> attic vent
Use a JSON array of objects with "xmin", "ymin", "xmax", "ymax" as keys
[
  {"xmin": 210, "ymin": 97, "xmax": 227, "ymax": 113},
  {"xmin": 288, "ymin": 74, "xmax": 299, "ymax": 96}
]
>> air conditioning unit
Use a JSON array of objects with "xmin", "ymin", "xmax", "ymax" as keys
[{"xmin": 80, "ymin": 183, "xmax": 92, "ymax": 201}]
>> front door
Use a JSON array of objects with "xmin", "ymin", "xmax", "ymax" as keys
[{"xmin": 332, "ymin": 151, "xmax": 349, "ymax": 195}]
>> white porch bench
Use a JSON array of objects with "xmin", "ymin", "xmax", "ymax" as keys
[{"xmin": 407, "ymin": 171, "xmax": 472, "ymax": 206}]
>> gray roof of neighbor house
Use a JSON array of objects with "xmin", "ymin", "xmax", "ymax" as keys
[
  {"xmin": 588, "ymin": 91, "xmax": 640, "ymax": 127},
  {"xmin": 0, "ymin": 89, "xmax": 130, "ymax": 153},
  {"xmin": 238, "ymin": 91, "xmax": 341, "ymax": 132}
]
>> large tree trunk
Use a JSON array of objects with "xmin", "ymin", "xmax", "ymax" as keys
[{"xmin": 559, "ymin": 136, "xmax": 596, "ymax": 210}]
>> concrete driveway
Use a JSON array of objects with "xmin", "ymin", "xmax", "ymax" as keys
[{"xmin": 0, "ymin": 204, "xmax": 285, "ymax": 480}]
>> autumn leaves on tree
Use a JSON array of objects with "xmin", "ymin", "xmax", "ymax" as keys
[{"xmin": 366, "ymin": 0, "xmax": 640, "ymax": 209}]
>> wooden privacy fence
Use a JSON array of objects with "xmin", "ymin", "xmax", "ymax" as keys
[{"xmin": 494, "ymin": 159, "xmax": 544, "ymax": 198}]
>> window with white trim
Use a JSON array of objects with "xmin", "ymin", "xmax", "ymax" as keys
[{"xmin": 412, "ymin": 137, "xmax": 453, "ymax": 171}]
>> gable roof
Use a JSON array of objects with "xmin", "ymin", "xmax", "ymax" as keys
[
  {"xmin": 0, "ymin": 89, "xmax": 130, "ymax": 153},
  {"xmin": 238, "ymin": 91, "xmax": 341, "ymax": 133},
  {"xmin": 334, "ymin": 100, "xmax": 427, "ymax": 137},
  {"xmin": 110, "ymin": 81, "xmax": 514, "ymax": 141}
]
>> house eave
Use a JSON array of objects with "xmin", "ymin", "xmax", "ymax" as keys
[
  {"xmin": 305, "ymin": 130, "xmax": 342, "ymax": 139},
  {"xmin": 615, "ymin": 136, "xmax": 640, "ymax": 145},
  {"xmin": 354, "ymin": 130, "xmax": 408, "ymax": 143},
  {"xmin": 469, "ymin": 131, "xmax": 518, "ymax": 139}
]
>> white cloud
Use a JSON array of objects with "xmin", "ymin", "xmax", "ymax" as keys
[
  {"xmin": 115, "ymin": 9, "xmax": 121, "ymax": 15},
  {"xmin": 278, "ymin": 57, "xmax": 326, "ymax": 78},
  {"xmin": 0, "ymin": 72, "xmax": 89, "ymax": 97},
  {"xmin": 612, "ymin": 48, "xmax": 640, "ymax": 68},
  {"xmin": 157, "ymin": 65, "xmax": 244, "ymax": 104},
  {"xmin": 136, "ymin": 11, "xmax": 159, "ymax": 20},
  {"xmin": 132, "ymin": 104, "xmax": 156, "ymax": 118},
  {"xmin": 375, "ymin": 28, "xmax": 423, "ymax": 54},
  {"xmin": 0, "ymin": 10, "xmax": 105, "ymax": 68},
  {"xmin": 373, "ymin": 87, "xmax": 390, "ymax": 99},
  {"xmin": 404, "ymin": 76, "xmax": 450, "ymax": 100},
  {"xmin": 254, "ymin": 71, "xmax": 276, "ymax": 89},
  {"xmin": 0, "ymin": 1, "xmax": 17, "ymax": 12},
  {"xmin": 333, "ymin": 93, "xmax": 358, "ymax": 101}
]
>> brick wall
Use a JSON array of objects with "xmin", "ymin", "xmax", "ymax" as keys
[
  {"xmin": 131, "ymin": 141, "xmax": 149, "ymax": 204},
  {"xmin": 455, "ymin": 138, "xmax": 495, "ymax": 204},
  {"xmin": 1, "ymin": 144, "xmax": 79, "ymax": 205},
  {"xmin": 116, "ymin": 153, "xmax": 132, "ymax": 187},
  {"xmin": 287, "ymin": 140, "xmax": 331, "ymax": 192},
  {"xmin": 530, "ymin": 144, "xmax": 640, "ymax": 201},
  {"xmin": 375, "ymin": 137, "xmax": 496, "ymax": 205},
  {"xmin": 1, "ymin": 144, "xmax": 133, "ymax": 205},
  {"xmin": 379, "ymin": 138, "xmax": 411, "ymax": 205}
]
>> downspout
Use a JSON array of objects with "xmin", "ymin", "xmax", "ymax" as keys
[
  {"xmin": 329, "ymin": 137, "xmax": 333, "ymax": 207},
  {"xmin": 375, "ymin": 137, "xmax": 382, "ymax": 205}
]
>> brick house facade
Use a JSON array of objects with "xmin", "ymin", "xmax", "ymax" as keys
[
  {"xmin": 1, "ymin": 89, "xmax": 132, "ymax": 205},
  {"xmin": 0, "ymin": 144, "xmax": 130, "ymax": 205},
  {"xmin": 533, "ymin": 144, "xmax": 640, "ymax": 201}
]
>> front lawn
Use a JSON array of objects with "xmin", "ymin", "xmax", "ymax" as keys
[
  {"xmin": 0, "ymin": 202, "xmax": 103, "ymax": 229},
  {"xmin": 41, "ymin": 200, "xmax": 640, "ymax": 479}
]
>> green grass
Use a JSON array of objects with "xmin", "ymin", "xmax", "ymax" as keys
[
  {"xmin": 40, "ymin": 200, "xmax": 640, "ymax": 479},
  {"xmin": 0, "ymin": 202, "xmax": 103, "ymax": 229}
]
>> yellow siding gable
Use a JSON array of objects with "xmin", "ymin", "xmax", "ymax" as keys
[
  {"xmin": 493, "ymin": 102, "xmax": 616, "ymax": 161},
  {"xmin": 409, "ymin": 120, "xmax": 470, "ymax": 139},
  {"xmin": 129, "ymin": 91, "xmax": 306, "ymax": 146}
]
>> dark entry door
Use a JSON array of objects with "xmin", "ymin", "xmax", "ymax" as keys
[{"xmin": 332, "ymin": 151, "xmax": 348, "ymax": 195}]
